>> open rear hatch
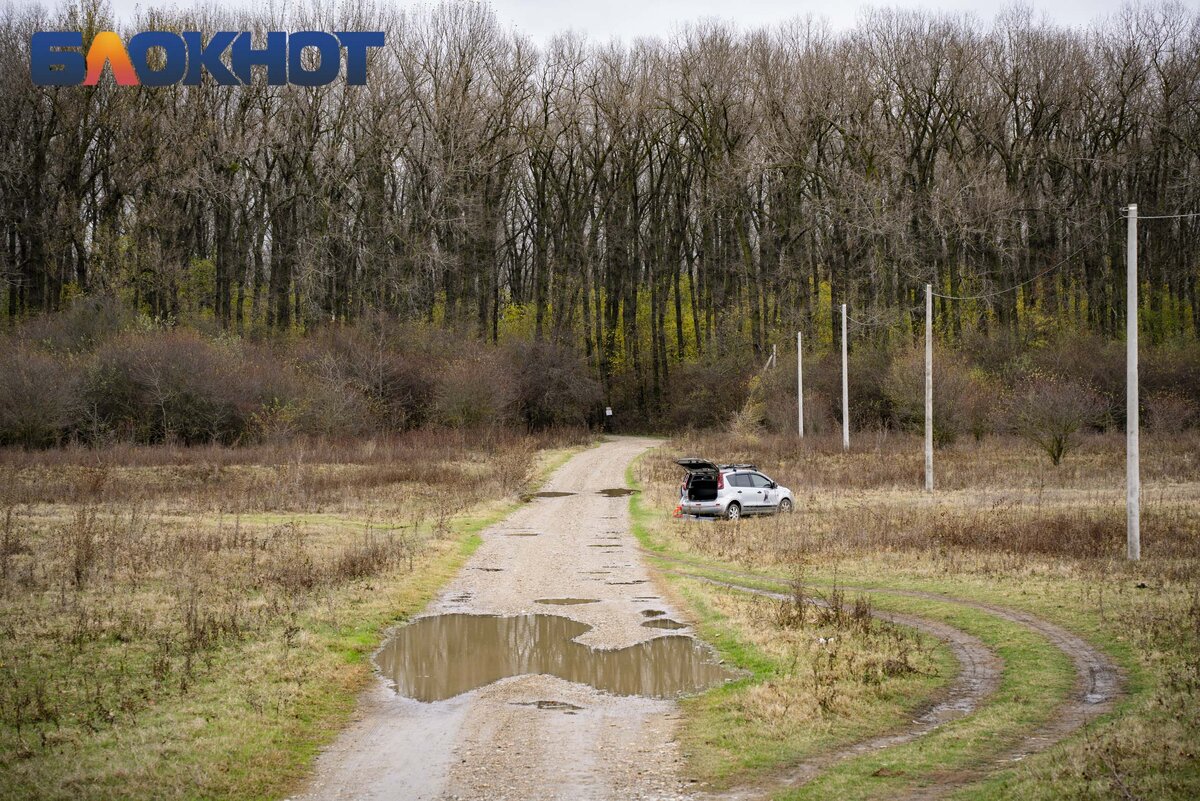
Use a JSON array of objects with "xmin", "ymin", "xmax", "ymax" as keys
[
  {"xmin": 675, "ymin": 458, "xmax": 719, "ymax": 502},
  {"xmin": 675, "ymin": 458, "xmax": 718, "ymax": 475}
]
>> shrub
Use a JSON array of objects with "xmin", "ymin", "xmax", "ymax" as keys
[
  {"xmin": 1145, "ymin": 393, "xmax": 1197, "ymax": 434},
  {"xmin": 18, "ymin": 295, "xmax": 134, "ymax": 354},
  {"xmin": 429, "ymin": 354, "xmax": 517, "ymax": 428},
  {"xmin": 0, "ymin": 346, "xmax": 82, "ymax": 447},
  {"xmin": 504, "ymin": 340, "xmax": 602, "ymax": 430},
  {"xmin": 885, "ymin": 347, "xmax": 993, "ymax": 446},
  {"xmin": 296, "ymin": 326, "xmax": 434, "ymax": 431},
  {"xmin": 1006, "ymin": 374, "xmax": 1108, "ymax": 465},
  {"xmin": 664, "ymin": 356, "xmax": 749, "ymax": 430},
  {"xmin": 81, "ymin": 332, "xmax": 252, "ymax": 444}
]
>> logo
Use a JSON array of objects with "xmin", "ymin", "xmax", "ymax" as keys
[{"xmin": 30, "ymin": 30, "xmax": 385, "ymax": 86}]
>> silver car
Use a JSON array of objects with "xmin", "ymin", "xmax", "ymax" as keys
[{"xmin": 675, "ymin": 459, "xmax": 795, "ymax": 520}]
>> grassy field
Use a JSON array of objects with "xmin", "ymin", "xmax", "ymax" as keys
[
  {"xmin": 631, "ymin": 431, "xmax": 1200, "ymax": 799},
  {"xmin": 0, "ymin": 429, "xmax": 590, "ymax": 800}
]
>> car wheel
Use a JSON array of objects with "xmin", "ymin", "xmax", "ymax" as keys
[
  {"xmin": 725, "ymin": 502, "xmax": 741, "ymax": 521},
  {"xmin": 778, "ymin": 498, "xmax": 793, "ymax": 514}
]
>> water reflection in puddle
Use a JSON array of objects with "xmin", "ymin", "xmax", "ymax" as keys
[
  {"xmin": 597, "ymin": 488, "xmax": 638, "ymax": 497},
  {"xmin": 642, "ymin": 619, "xmax": 689, "ymax": 630},
  {"xmin": 375, "ymin": 614, "xmax": 734, "ymax": 702}
]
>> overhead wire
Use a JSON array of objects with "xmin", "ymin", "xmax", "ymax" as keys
[{"xmin": 929, "ymin": 221, "xmax": 1118, "ymax": 301}]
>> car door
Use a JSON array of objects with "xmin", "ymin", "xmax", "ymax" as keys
[
  {"xmin": 728, "ymin": 473, "xmax": 754, "ymax": 509},
  {"xmin": 748, "ymin": 473, "xmax": 774, "ymax": 511}
]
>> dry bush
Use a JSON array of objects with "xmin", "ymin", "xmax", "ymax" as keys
[
  {"xmin": 1006, "ymin": 373, "xmax": 1109, "ymax": 465},
  {"xmin": 0, "ymin": 346, "xmax": 82, "ymax": 447},
  {"xmin": 884, "ymin": 347, "xmax": 994, "ymax": 446},
  {"xmin": 16, "ymin": 295, "xmax": 134, "ymax": 354},
  {"xmin": 81, "ymin": 331, "xmax": 257, "ymax": 444},
  {"xmin": 430, "ymin": 354, "xmax": 518, "ymax": 428},
  {"xmin": 664, "ymin": 355, "xmax": 750, "ymax": 430},
  {"xmin": 1145, "ymin": 392, "xmax": 1198, "ymax": 434},
  {"xmin": 295, "ymin": 324, "xmax": 437, "ymax": 431},
  {"xmin": 503, "ymin": 339, "xmax": 602, "ymax": 430},
  {"xmin": 1028, "ymin": 334, "xmax": 1125, "ymax": 421}
]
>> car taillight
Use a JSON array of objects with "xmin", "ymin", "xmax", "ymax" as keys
[{"xmin": 716, "ymin": 472, "xmax": 724, "ymax": 489}]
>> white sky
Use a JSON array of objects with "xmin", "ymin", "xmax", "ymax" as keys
[{"xmin": 99, "ymin": 0, "xmax": 1160, "ymax": 39}]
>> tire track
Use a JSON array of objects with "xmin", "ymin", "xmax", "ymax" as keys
[
  {"xmin": 643, "ymin": 550, "xmax": 1122, "ymax": 799},
  {"xmin": 664, "ymin": 571, "xmax": 1001, "ymax": 801}
]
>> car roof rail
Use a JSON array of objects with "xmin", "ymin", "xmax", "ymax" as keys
[{"xmin": 718, "ymin": 463, "xmax": 757, "ymax": 471}]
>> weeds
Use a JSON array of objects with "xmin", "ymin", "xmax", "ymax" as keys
[{"xmin": 0, "ymin": 429, "xmax": 574, "ymax": 800}]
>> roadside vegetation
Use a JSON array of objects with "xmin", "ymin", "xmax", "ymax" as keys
[
  {"xmin": 0, "ymin": 430, "xmax": 588, "ymax": 800},
  {"xmin": 633, "ymin": 430, "xmax": 1200, "ymax": 799}
]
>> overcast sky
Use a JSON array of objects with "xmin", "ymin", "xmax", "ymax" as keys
[{"xmin": 99, "ymin": 0, "xmax": 1157, "ymax": 39}]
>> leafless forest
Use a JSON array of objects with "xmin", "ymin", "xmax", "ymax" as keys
[{"xmin": 1, "ymin": 0, "xmax": 1199, "ymax": 431}]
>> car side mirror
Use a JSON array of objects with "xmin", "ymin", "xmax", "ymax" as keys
[{"xmin": 769, "ymin": 481, "xmax": 777, "ymax": 489}]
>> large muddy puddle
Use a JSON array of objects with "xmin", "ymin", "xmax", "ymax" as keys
[{"xmin": 375, "ymin": 613, "xmax": 734, "ymax": 702}]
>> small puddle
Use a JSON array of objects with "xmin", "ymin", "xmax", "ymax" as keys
[
  {"xmin": 375, "ymin": 614, "xmax": 734, "ymax": 702},
  {"xmin": 597, "ymin": 488, "xmax": 638, "ymax": 497},
  {"xmin": 643, "ymin": 619, "xmax": 689, "ymax": 630},
  {"xmin": 536, "ymin": 598, "xmax": 599, "ymax": 606},
  {"xmin": 473, "ymin": 567, "xmax": 504, "ymax": 572},
  {"xmin": 521, "ymin": 491, "xmax": 576, "ymax": 502},
  {"xmin": 506, "ymin": 532, "xmax": 540, "ymax": 537},
  {"xmin": 641, "ymin": 609, "xmax": 666, "ymax": 618},
  {"xmin": 606, "ymin": 580, "xmax": 647, "ymax": 585}
]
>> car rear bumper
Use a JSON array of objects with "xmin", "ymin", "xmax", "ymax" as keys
[{"xmin": 679, "ymin": 500, "xmax": 727, "ymax": 517}]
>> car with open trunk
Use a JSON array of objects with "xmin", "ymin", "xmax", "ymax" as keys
[{"xmin": 675, "ymin": 458, "xmax": 795, "ymax": 520}]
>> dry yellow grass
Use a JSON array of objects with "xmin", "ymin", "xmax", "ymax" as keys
[
  {"xmin": 635, "ymin": 430, "xmax": 1200, "ymax": 799},
  {"xmin": 0, "ymin": 429, "xmax": 590, "ymax": 801}
]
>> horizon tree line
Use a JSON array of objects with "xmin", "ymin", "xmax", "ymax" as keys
[{"xmin": 1, "ymin": 0, "xmax": 1199, "ymax": 411}]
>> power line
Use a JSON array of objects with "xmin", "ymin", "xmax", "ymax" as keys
[
  {"xmin": 1123, "ymin": 211, "xmax": 1200, "ymax": 220},
  {"xmin": 930, "ymin": 222, "xmax": 1117, "ymax": 302}
]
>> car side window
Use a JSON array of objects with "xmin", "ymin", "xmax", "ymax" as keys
[
  {"xmin": 730, "ymin": 474, "xmax": 752, "ymax": 488},
  {"xmin": 749, "ymin": 474, "xmax": 772, "ymax": 489}
]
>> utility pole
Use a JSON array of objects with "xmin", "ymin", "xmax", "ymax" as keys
[
  {"xmin": 797, "ymin": 331, "xmax": 804, "ymax": 438},
  {"xmin": 925, "ymin": 284, "xmax": 933, "ymax": 493},
  {"xmin": 841, "ymin": 303, "xmax": 849, "ymax": 451},
  {"xmin": 1127, "ymin": 205, "xmax": 1140, "ymax": 561}
]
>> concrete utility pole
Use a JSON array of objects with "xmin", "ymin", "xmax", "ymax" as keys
[
  {"xmin": 1127, "ymin": 204, "xmax": 1140, "ymax": 561},
  {"xmin": 841, "ymin": 303, "xmax": 849, "ymax": 451},
  {"xmin": 925, "ymin": 284, "xmax": 933, "ymax": 493},
  {"xmin": 797, "ymin": 331, "xmax": 804, "ymax": 438}
]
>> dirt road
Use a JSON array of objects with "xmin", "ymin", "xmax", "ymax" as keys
[{"xmin": 297, "ymin": 437, "xmax": 701, "ymax": 801}]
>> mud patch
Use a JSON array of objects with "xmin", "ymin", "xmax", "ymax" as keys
[
  {"xmin": 472, "ymin": 568, "xmax": 504, "ymax": 572},
  {"xmin": 606, "ymin": 580, "xmax": 647, "ymax": 586},
  {"xmin": 376, "ymin": 613, "xmax": 734, "ymax": 702},
  {"xmin": 642, "ymin": 619, "xmax": 688, "ymax": 630},
  {"xmin": 535, "ymin": 598, "xmax": 599, "ymax": 606},
  {"xmin": 514, "ymin": 700, "xmax": 585, "ymax": 713},
  {"xmin": 597, "ymin": 488, "xmax": 638, "ymax": 497},
  {"xmin": 505, "ymin": 532, "xmax": 540, "ymax": 537}
]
